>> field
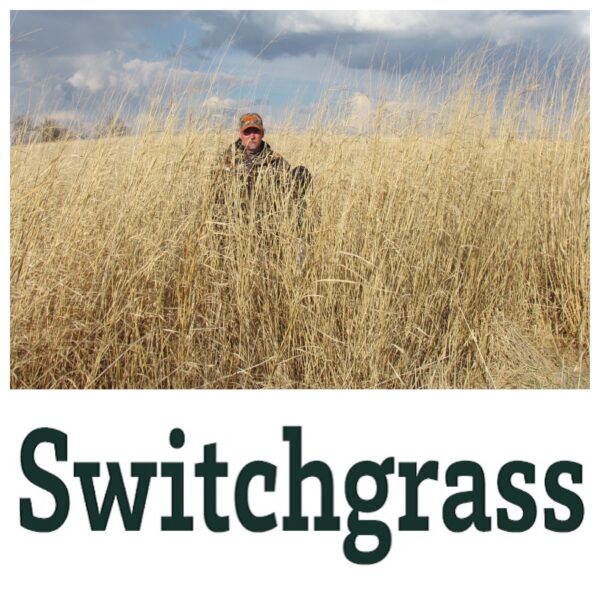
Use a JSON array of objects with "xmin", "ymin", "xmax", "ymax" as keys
[{"xmin": 10, "ymin": 54, "xmax": 589, "ymax": 388}]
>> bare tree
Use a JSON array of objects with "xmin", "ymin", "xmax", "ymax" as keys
[
  {"xmin": 94, "ymin": 115, "xmax": 128, "ymax": 138},
  {"xmin": 11, "ymin": 115, "xmax": 35, "ymax": 145},
  {"xmin": 37, "ymin": 118, "xmax": 70, "ymax": 142}
]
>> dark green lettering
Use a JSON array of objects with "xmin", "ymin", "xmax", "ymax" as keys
[
  {"xmin": 398, "ymin": 461, "xmax": 438, "ymax": 531},
  {"xmin": 194, "ymin": 443, "xmax": 229, "ymax": 532},
  {"xmin": 443, "ymin": 461, "xmax": 491, "ymax": 532},
  {"xmin": 282, "ymin": 426, "xmax": 340, "ymax": 531},
  {"xmin": 544, "ymin": 461, "xmax": 584, "ymax": 532},
  {"xmin": 497, "ymin": 461, "xmax": 537, "ymax": 532},
  {"xmin": 161, "ymin": 428, "xmax": 193, "ymax": 531},
  {"xmin": 20, "ymin": 428, "xmax": 70, "ymax": 532},
  {"xmin": 235, "ymin": 461, "xmax": 277, "ymax": 532},
  {"xmin": 344, "ymin": 457, "xmax": 394, "ymax": 565},
  {"xmin": 74, "ymin": 462, "xmax": 156, "ymax": 530}
]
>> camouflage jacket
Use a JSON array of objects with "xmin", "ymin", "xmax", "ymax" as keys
[
  {"xmin": 212, "ymin": 139, "xmax": 291, "ymax": 200},
  {"xmin": 210, "ymin": 139, "xmax": 312, "ymax": 235}
]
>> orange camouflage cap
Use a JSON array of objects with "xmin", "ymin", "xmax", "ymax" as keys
[{"xmin": 239, "ymin": 112, "xmax": 264, "ymax": 132}]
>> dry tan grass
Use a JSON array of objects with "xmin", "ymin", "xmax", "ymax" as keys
[{"xmin": 10, "ymin": 53, "xmax": 589, "ymax": 388}]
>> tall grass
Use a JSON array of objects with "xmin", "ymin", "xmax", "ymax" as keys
[{"xmin": 10, "ymin": 49, "xmax": 589, "ymax": 388}]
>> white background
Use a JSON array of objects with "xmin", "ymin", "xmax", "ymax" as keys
[
  {"xmin": 1, "ymin": 393, "xmax": 598, "ymax": 599},
  {"xmin": 3, "ymin": 2, "xmax": 597, "ymax": 599}
]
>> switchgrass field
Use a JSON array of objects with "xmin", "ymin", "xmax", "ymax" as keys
[{"xmin": 10, "ymin": 51, "xmax": 589, "ymax": 388}]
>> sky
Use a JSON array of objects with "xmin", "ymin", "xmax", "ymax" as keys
[{"xmin": 9, "ymin": 10, "xmax": 590, "ymax": 134}]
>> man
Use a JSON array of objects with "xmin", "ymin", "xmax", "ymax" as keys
[{"xmin": 211, "ymin": 113, "xmax": 312, "ymax": 221}]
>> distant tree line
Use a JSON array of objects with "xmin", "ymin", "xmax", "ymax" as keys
[
  {"xmin": 93, "ymin": 116, "xmax": 129, "ymax": 139},
  {"xmin": 10, "ymin": 114, "xmax": 129, "ymax": 145}
]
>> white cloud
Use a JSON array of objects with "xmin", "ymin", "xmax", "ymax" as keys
[
  {"xmin": 346, "ymin": 93, "xmax": 372, "ymax": 132},
  {"xmin": 250, "ymin": 11, "xmax": 436, "ymax": 37},
  {"xmin": 268, "ymin": 10, "xmax": 589, "ymax": 42},
  {"xmin": 484, "ymin": 11, "xmax": 590, "ymax": 48},
  {"xmin": 279, "ymin": 11, "xmax": 427, "ymax": 35},
  {"xmin": 66, "ymin": 51, "xmax": 126, "ymax": 92},
  {"xmin": 67, "ymin": 53, "xmax": 174, "ymax": 94},
  {"xmin": 65, "ymin": 51, "xmax": 238, "ymax": 96},
  {"xmin": 43, "ymin": 110, "xmax": 82, "ymax": 122},
  {"xmin": 121, "ymin": 58, "xmax": 172, "ymax": 93},
  {"xmin": 203, "ymin": 95, "xmax": 235, "ymax": 111},
  {"xmin": 10, "ymin": 11, "xmax": 588, "ymax": 128}
]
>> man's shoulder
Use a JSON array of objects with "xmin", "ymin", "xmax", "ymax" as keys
[
  {"xmin": 227, "ymin": 139, "xmax": 243, "ymax": 156},
  {"xmin": 216, "ymin": 140, "xmax": 241, "ymax": 164},
  {"xmin": 263, "ymin": 144, "xmax": 289, "ymax": 166}
]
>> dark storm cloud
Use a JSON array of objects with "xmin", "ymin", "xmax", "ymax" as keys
[
  {"xmin": 11, "ymin": 10, "xmax": 588, "ymax": 72},
  {"xmin": 249, "ymin": 31, "xmax": 484, "ymax": 73},
  {"xmin": 190, "ymin": 10, "xmax": 588, "ymax": 72},
  {"xmin": 9, "ymin": 10, "xmax": 589, "ymax": 127},
  {"xmin": 10, "ymin": 11, "xmax": 178, "ymax": 58}
]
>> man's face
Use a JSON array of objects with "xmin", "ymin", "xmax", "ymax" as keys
[{"xmin": 240, "ymin": 126, "xmax": 264, "ymax": 152}]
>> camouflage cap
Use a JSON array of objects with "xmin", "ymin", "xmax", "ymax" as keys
[{"xmin": 239, "ymin": 112, "xmax": 264, "ymax": 132}]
